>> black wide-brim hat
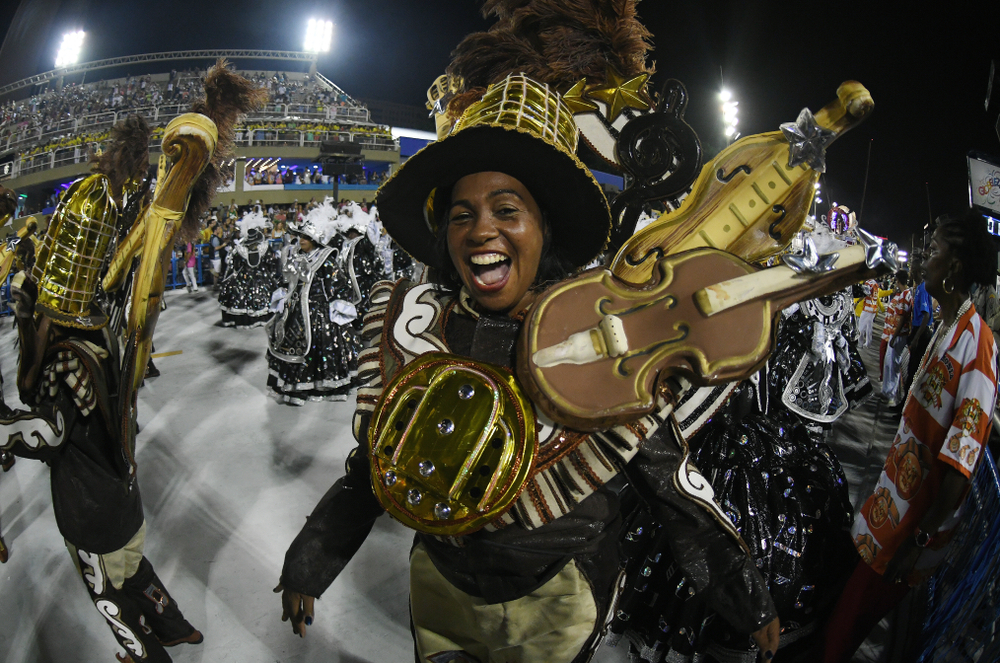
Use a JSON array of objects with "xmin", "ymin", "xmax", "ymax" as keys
[{"xmin": 376, "ymin": 76, "xmax": 611, "ymax": 270}]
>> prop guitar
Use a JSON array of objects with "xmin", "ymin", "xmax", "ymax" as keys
[
  {"xmin": 519, "ymin": 231, "xmax": 897, "ymax": 431},
  {"xmin": 611, "ymin": 82, "xmax": 873, "ymax": 283}
]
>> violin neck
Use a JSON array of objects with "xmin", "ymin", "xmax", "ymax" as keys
[{"xmin": 695, "ymin": 244, "xmax": 874, "ymax": 317}]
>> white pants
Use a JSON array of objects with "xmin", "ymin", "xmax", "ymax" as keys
[
  {"xmin": 182, "ymin": 265, "xmax": 198, "ymax": 291},
  {"xmin": 858, "ymin": 310, "xmax": 875, "ymax": 347},
  {"xmin": 881, "ymin": 337, "xmax": 906, "ymax": 404}
]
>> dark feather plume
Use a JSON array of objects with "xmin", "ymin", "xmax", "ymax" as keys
[
  {"xmin": 90, "ymin": 115, "xmax": 152, "ymax": 204},
  {"xmin": 448, "ymin": 0, "xmax": 654, "ymax": 117},
  {"xmin": 182, "ymin": 59, "xmax": 268, "ymax": 238}
]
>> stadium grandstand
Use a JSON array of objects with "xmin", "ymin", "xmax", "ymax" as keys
[{"xmin": 0, "ymin": 50, "xmax": 408, "ymax": 220}]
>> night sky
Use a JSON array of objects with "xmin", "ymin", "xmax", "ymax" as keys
[{"xmin": 1, "ymin": 0, "xmax": 997, "ymax": 249}]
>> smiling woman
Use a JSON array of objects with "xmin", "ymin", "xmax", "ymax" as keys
[{"xmin": 277, "ymin": 72, "xmax": 780, "ymax": 663}]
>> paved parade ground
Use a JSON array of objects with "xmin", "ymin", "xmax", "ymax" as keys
[{"xmin": 0, "ymin": 289, "xmax": 898, "ymax": 662}]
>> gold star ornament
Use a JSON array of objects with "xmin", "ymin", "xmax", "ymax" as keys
[
  {"xmin": 586, "ymin": 67, "xmax": 651, "ymax": 122},
  {"xmin": 562, "ymin": 78, "xmax": 599, "ymax": 114}
]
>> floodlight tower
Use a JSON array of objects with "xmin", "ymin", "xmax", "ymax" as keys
[
  {"xmin": 304, "ymin": 18, "xmax": 333, "ymax": 75},
  {"xmin": 54, "ymin": 30, "xmax": 85, "ymax": 90},
  {"xmin": 720, "ymin": 89, "xmax": 739, "ymax": 145},
  {"xmin": 55, "ymin": 30, "xmax": 85, "ymax": 68}
]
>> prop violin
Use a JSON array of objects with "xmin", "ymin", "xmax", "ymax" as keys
[
  {"xmin": 611, "ymin": 81, "xmax": 873, "ymax": 283},
  {"xmin": 518, "ymin": 231, "xmax": 896, "ymax": 431}
]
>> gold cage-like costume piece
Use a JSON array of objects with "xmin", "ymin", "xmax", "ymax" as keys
[
  {"xmin": 33, "ymin": 174, "xmax": 117, "ymax": 329},
  {"xmin": 454, "ymin": 75, "xmax": 580, "ymax": 156}
]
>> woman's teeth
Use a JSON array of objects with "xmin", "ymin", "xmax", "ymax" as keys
[
  {"xmin": 470, "ymin": 253, "xmax": 508, "ymax": 265},
  {"xmin": 469, "ymin": 253, "xmax": 511, "ymax": 287}
]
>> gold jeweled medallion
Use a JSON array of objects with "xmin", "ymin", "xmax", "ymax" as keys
[{"xmin": 369, "ymin": 353, "xmax": 537, "ymax": 536}]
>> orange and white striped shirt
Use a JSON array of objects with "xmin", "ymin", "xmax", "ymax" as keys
[
  {"xmin": 881, "ymin": 288, "xmax": 913, "ymax": 341},
  {"xmin": 853, "ymin": 304, "xmax": 997, "ymax": 583},
  {"xmin": 862, "ymin": 279, "xmax": 880, "ymax": 314}
]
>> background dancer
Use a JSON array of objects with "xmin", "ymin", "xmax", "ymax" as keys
[
  {"xmin": 332, "ymin": 200, "xmax": 380, "ymax": 359},
  {"xmin": 218, "ymin": 207, "xmax": 281, "ymax": 328},
  {"xmin": 880, "ymin": 270, "xmax": 912, "ymax": 408},
  {"xmin": 857, "ymin": 277, "xmax": 880, "ymax": 348},
  {"xmin": 903, "ymin": 250, "xmax": 934, "ymax": 396},
  {"xmin": 614, "ymin": 241, "xmax": 870, "ymax": 661},
  {"xmin": 265, "ymin": 201, "xmax": 359, "ymax": 404}
]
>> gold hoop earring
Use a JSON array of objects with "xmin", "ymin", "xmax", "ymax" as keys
[{"xmin": 943, "ymin": 275, "xmax": 955, "ymax": 295}]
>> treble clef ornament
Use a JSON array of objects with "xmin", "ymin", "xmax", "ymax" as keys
[{"xmin": 608, "ymin": 80, "xmax": 703, "ymax": 256}]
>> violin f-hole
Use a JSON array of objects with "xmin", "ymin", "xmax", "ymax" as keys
[
  {"xmin": 624, "ymin": 247, "xmax": 665, "ymax": 268},
  {"xmin": 768, "ymin": 205, "xmax": 787, "ymax": 240},
  {"xmin": 716, "ymin": 165, "xmax": 752, "ymax": 183}
]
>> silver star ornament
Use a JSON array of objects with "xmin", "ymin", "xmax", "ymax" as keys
[
  {"xmin": 780, "ymin": 108, "xmax": 837, "ymax": 173},
  {"xmin": 782, "ymin": 236, "xmax": 839, "ymax": 274},
  {"xmin": 856, "ymin": 227, "xmax": 899, "ymax": 271}
]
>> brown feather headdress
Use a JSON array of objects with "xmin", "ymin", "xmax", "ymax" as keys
[
  {"xmin": 90, "ymin": 115, "xmax": 152, "ymax": 204},
  {"xmin": 183, "ymin": 59, "xmax": 268, "ymax": 237},
  {"xmin": 446, "ymin": 0, "xmax": 654, "ymax": 122}
]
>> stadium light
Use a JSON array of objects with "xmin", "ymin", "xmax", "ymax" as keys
[
  {"xmin": 304, "ymin": 19, "xmax": 333, "ymax": 53},
  {"xmin": 55, "ymin": 30, "xmax": 85, "ymax": 68}
]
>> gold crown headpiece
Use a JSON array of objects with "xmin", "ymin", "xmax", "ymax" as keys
[{"xmin": 32, "ymin": 174, "xmax": 117, "ymax": 329}]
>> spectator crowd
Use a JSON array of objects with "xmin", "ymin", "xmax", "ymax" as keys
[{"xmin": 0, "ymin": 66, "xmax": 394, "ymax": 169}]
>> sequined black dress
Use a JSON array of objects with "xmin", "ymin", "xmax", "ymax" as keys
[
  {"xmin": 337, "ymin": 234, "xmax": 379, "ymax": 307},
  {"xmin": 334, "ymin": 233, "xmax": 381, "ymax": 353},
  {"xmin": 768, "ymin": 291, "xmax": 872, "ymax": 425},
  {"xmin": 610, "ymin": 297, "xmax": 863, "ymax": 662},
  {"xmin": 265, "ymin": 246, "xmax": 359, "ymax": 404},
  {"xmin": 218, "ymin": 239, "xmax": 282, "ymax": 328}
]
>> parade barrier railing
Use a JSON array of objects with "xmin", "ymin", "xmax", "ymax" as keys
[
  {"xmin": 0, "ymin": 239, "xmax": 289, "ymax": 314},
  {"xmin": 916, "ymin": 447, "xmax": 1000, "ymax": 661},
  {"xmin": 163, "ymin": 239, "xmax": 286, "ymax": 291}
]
